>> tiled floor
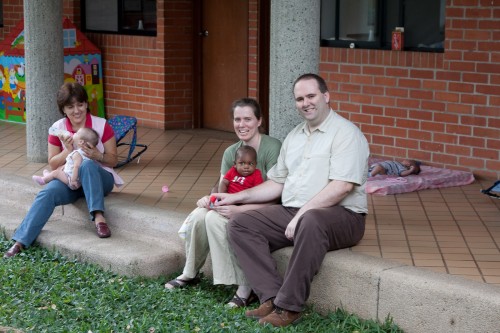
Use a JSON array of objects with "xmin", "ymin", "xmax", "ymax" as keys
[{"xmin": 1, "ymin": 120, "xmax": 499, "ymax": 287}]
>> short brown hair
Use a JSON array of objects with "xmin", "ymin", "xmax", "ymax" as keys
[
  {"xmin": 56, "ymin": 82, "xmax": 89, "ymax": 116},
  {"xmin": 293, "ymin": 73, "xmax": 329, "ymax": 94}
]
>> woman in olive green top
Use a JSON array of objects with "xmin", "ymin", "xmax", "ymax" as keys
[{"xmin": 167, "ymin": 98, "xmax": 281, "ymax": 308}]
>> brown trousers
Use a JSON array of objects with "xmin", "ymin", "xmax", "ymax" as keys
[{"xmin": 228, "ymin": 204, "xmax": 365, "ymax": 312}]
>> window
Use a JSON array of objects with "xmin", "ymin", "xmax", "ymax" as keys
[
  {"xmin": 63, "ymin": 28, "xmax": 77, "ymax": 48},
  {"xmin": 0, "ymin": 0, "xmax": 3, "ymax": 27},
  {"xmin": 82, "ymin": 0, "xmax": 157, "ymax": 36},
  {"xmin": 321, "ymin": 0, "xmax": 445, "ymax": 52}
]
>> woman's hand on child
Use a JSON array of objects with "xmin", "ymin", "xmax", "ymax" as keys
[{"xmin": 81, "ymin": 142, "xmax": 99, "ymax": 160}]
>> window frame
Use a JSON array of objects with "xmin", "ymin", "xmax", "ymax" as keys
[
  {"xmin": 63, "ymin": 28, "xmax": 78, "ymax": 48},
  {"xmin": 320, "ymin": 0, "xmax": 444, "ymax": 53},
  {"xmin": 0, "ymin": 0, "xmax": 3, "ymax": 28},
  {"xmin": 81, "ymin": 0, "xmax": 157, "ymax": 37}
]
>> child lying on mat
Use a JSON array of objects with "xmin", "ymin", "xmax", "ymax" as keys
[{"xmin": 369, "ymin": 159, "xmax": 421, "ymax": 177}]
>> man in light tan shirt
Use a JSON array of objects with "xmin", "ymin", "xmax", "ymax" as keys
[{"xmin": 213, "ymin": 73, "xmax": 370, "ymax": 327}]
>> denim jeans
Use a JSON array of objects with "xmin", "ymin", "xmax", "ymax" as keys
[{"xmin": 13, "ymin": 160, "xmax": 115, "ymax": 247}]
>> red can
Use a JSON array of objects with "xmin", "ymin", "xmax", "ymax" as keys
[{"xmin": 391, "ymin": 28, "xmax": 404, "ymax": 51}]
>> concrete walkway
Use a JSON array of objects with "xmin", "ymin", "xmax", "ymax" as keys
[{"xmin": 1, "ymin": 172, "xmax": 499, "ymax": 333}]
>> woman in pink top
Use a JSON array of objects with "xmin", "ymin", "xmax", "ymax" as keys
[{"xmin": 4, "ymin": 82, "xmax": 124, "ymax": 258}]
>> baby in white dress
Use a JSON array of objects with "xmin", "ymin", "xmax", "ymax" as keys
[{"xmin": 32, "ymin": 127, "xmax": 100, "ymax": 190}]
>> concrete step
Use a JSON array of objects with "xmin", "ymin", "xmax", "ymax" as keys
[
  {"xmin": 0, "ymin": 173, "xmax": 186, "ymax": 277},
  {"xmin": 1, "ymin": 172, "xmax": 499, "ymax": 333}
]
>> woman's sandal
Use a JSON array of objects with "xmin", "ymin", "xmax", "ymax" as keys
[
  {"xmin": 227, "ymin": 291, "xmax": 258, "ymax": 308},
  {"xmin": 164, "ymin": 274, "xmax": 201, "ymax": 290}
]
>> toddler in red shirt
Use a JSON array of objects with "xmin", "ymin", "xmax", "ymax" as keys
[
  {"xmin": 219, "ymin": 145, "xmax": 263, "ymax": 194},
  {"xmin": 181, "ymin": 146, "xmax": 264, "ymax": 237}
]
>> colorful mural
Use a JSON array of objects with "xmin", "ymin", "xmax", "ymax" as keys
[{"xmin": 0, "ymin": 18, "xmax": 105, "ymax": 123}]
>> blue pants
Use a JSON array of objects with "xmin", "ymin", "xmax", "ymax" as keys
[{"xmin": 13, "ymin": 160, "xmax": 115, "ymax": 247}]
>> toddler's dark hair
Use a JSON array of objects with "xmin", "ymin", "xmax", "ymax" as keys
[
  {"xmin": 235, "ymin": 145, "xmax": 257, "ymax": 162},
  {"xmin": 411, "ymin": 160, "xmax": 421, "ymax": 175}
]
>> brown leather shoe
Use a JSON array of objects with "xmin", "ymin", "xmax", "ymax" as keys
[
  {"xmin": 245, "ymin": 299, "xmax": 275, "ymax": 319},
  {"xmin": 258, "ymin": 308, "xmax": 302, "ymax": 327},
  {"xmin": 96, "ymin": 222, "xmax": 111, "ymax": 238},
  {"xmin": 4, "ymin": 243, "xmax": 23, "ymax": 258}
]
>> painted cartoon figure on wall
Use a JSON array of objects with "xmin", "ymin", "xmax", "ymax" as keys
[
  {"xmin": 0, "ymin": 65, "xmax": 6, "ymax": 107},
  {"xmin": 9, "ymin": 65, "xmax": 18, "ymax": 91},
  {"xmin": 0, "ymin": 59, "xmax": 27, "ymax": 122},
  {"xmin": 0, "ymin": 65, "xmax": 5, "ymax": 88},
  {"xmin": 0, "ymin": 18, "xmax": 105, "ymax": 123},
  {"xmin": 8, "ymin": 63, "xmax": 26, "ymax": 99}
]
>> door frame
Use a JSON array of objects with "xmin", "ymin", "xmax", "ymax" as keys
[
  {"xmin": 192, "ymin": 0, "xmax": 270, "ymax": 132},
  {"xmin": 258, "ymin": 0, "xmax": 270, "ymax": 134},
  {"xmin": 193, "ymin": 0, "xmax": 203, "ymax": 128}
]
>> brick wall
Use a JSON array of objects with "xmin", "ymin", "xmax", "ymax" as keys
[
  {"xmin": 0, "ymin": 0, "xmax": 194, "ymax": 130},
  {"xmin": 0, "ymin": 0, "xmax": 23, "ymax": 40},
  {"xmin": 63, "ymin": 0, "xmax": 79, "ymax": 24},
  {"xmin": 0, "ymin": 0, "xmax": 80, "ymax": 47},
  {"xmin": 320, "ymin": 0, "xmax": 500, "ymax": 179},
  {"xmin": 1, "ymin": 0, "xmax": 258, "ymax": 130},
  {"xmin": 2, "ymin": 1, "xmax": 497, "ymax": 178},
  {"xmin": 248, "ymin": 0, "xmax": 259, "ymax": 99},
  {"xmin": 86, "ymin": 0, "xmax": 193, "ymax": 129},
  {"xmin": 86, "ymin": 0, "xmax": 257, "ymax": 129}
]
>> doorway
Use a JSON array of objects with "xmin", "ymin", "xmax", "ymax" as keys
[{"xmin": 194, "ymin": 0, "xmax": 249, "ymax": 132}]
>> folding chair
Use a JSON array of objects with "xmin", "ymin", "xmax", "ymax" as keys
[
  {"xmin": 108, "ymin": 115, "xmax": 148, "ymax": 168},
  {"xmin": 481, "ymin": 180, "xmax": 500, "ymax": 199}
]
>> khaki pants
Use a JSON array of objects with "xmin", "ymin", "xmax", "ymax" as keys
[{"xmin": 180, "ymin": 207, "xmax": 248, "ymax": 286}]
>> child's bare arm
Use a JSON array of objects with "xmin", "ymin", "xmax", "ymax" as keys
[
  {"xmin": 210, "ymin": 176, "xmax": 222, "ymax": 194},
  {"xmin": 218, "ymin": 178, "xmax": 230, "ymax": 193},
  {"xmin": 399, "ymin": 166, "xmax": 415, "ymax": 177}
]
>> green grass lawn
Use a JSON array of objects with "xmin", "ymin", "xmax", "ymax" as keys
[{"xmin": 0, "ymin": 235, "xmax": 403, "ymax": 333}]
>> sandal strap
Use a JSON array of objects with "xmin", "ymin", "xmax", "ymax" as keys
[
  {"xmin": 227, "ymin": 291, "xmax": 257, "ymax": 308},
  {"xmin": 165, "ymin": 274, "xmax": 201, "ymax": 289},
  {"xmin": 166, "ymin": 278, "xmax": 189, "ymax": 288},
  {"xmin": 227, "ymin": 294, "xmax": 248, "ymax": 308}
]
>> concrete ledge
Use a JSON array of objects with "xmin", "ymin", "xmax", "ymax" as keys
[
  {"xmin": 0, "ymin": 173, "xmax": 186, "ymax": 278},
  {"xmin": 378, "ymin": 265, "xmax": 500, "ymax": 332},
  {"xmin": 2, "ymin": 173, "xmax": 499, "ymax": 333},
  {"xmin": 272, "ymin": 248, "xmax": 500, "ymax": 333}
]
